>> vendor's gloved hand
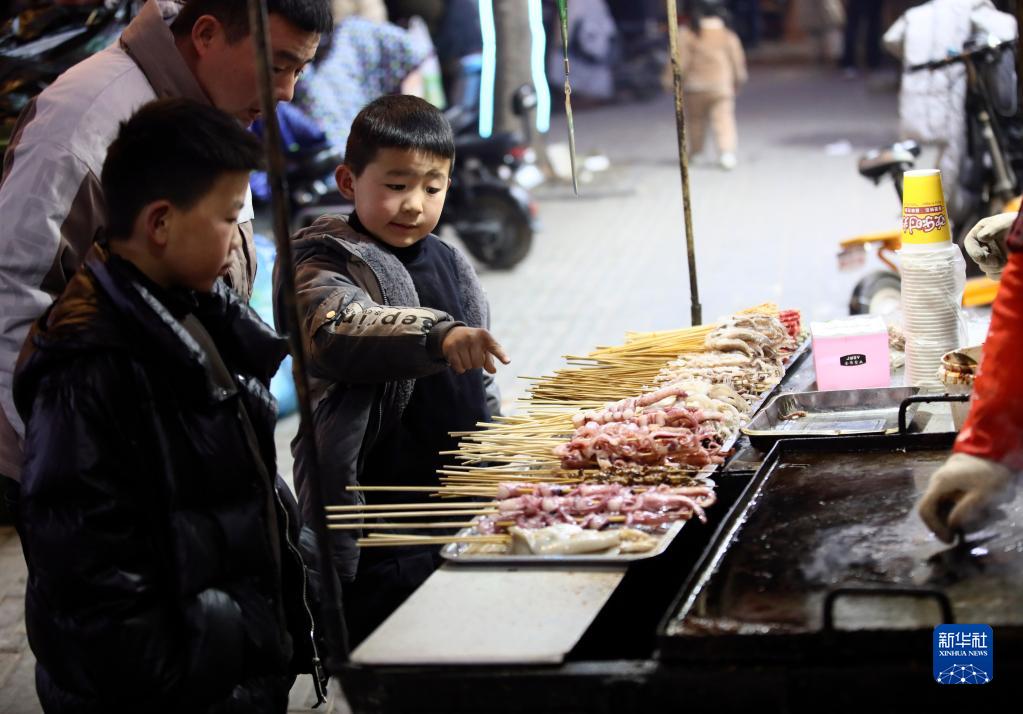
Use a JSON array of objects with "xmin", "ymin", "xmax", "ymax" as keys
[
  {"xmin": 964, "ymin": 212, "xmax": 1015, "ymax": 280},
  {"xmin": 917, "ymin": 452, "xmax": 1015, "ymax": 543}
]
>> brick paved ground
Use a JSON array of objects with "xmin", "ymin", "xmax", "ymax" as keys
[{"xmin": 1, "ymin": 63, "xmax": 901, "ymax": 712}]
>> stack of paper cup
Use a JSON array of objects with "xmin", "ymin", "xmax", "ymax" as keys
[{"xmin": 898, "ymin": 170, "xmax": 966, "ymax": 388}]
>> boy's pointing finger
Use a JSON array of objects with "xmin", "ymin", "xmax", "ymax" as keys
[
  {"xmin": 487, "ymin": 339, "xmax": 511, "ymax": 365},
  {"xmin": 482, "ymin": 352, "xmax": 497, "ymax": 374}
]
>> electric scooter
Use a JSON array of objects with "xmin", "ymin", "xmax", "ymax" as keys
[{"xmin": 840, "ymin": 35, "xmax": 1022, "ymax": 315}]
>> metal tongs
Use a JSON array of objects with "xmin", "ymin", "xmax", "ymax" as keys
[{"xmin": 927, "ymin": 528, "xmax": 997, "ymax": 580}]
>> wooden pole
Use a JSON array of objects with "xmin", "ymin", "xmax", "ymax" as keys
[
  {"xmin": 665, "ymin": 0, "xmax": 702, "ymax": 326},
  {"xmin": 246, "ymin": 0, "xmax": 348, "ymax": 677},
  {"xmin": 1017, "ymin": 1, "xmax": 1023, "ymax": 106}
]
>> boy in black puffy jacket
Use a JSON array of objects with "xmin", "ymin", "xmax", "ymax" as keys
[{"xmin": 14, "ymin": 99, "xmax": 330, "ymax": 713}]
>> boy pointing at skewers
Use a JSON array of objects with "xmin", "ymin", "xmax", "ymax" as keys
[{"xmin": 276, "ymin": 95, "xmax": 510, "ymax": 646}]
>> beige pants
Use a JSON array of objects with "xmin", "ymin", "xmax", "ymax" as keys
[{"xmin": 685, "ymin": 92, "xmax": 737, "ymax": 155}]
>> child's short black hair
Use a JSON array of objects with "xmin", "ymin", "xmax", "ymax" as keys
[
  {"xmin": 101, "ymin": 99, "xmax": 264, "ymax": 240},
  {"xmin": 344, "ymin": 95, "xmax": 455, "ymax": 177},
  {"xmin": 171, "ymin": 0, "xmax": 333, "ymax": 42},
  {"xmin": 691, "ymin": 0, "xmax": 733, "ymax": 28}
]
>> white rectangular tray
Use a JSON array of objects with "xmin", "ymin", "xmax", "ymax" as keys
[{"xmin": 440, "ymin": 519, "xmax": 687, "ymax": 565}]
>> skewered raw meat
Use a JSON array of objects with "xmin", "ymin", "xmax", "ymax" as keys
[
  {"xmin": 778, "ymin": 309, "xmax": 801, "ymax": 340},
  {"xmin": 477, "ymin": 482, "xmax": 716, "ymax": 535},
  {"xmin": 508, "ymin": 524, "xmax": 658, "ymax": 555},
  {"xmin": 559, "ymin": 376, "xmax": 748, "ymax": 471},
  {"xmin": 571, "ymin": 382, "xmax": 691, "ymax": 427},
  {"xmin": 554, "ymin": 418, "xmax": 725, "ymax": 471},
  {"xmin": 655, "ymin": 351, "xmax": 784, "ymax": 400},
  {"xmin": 705, "ymin": 314, "xmax": 795, "ymax": 361},
  {"xmin": 589, "ymin": 467, "xmax": 718, "ymax": 486},
  {"xmin": 656, "ymin": 314, "xmax": 795, "ymax": 402}
]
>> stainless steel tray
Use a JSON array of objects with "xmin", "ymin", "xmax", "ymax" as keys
[
  {"xmin": 440, "ymin": 519, "xmax": 687, "ymax": 565},
  {"xmin": 740, "ymin": 386, "xmax": 922, "ymax": 449}
]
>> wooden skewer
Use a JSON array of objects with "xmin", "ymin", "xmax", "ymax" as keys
[
  {"xmin": 345, "ymin": 485, "xmax": 444, "ymax": 492},
  {"xmin": 327, "ymin": 508, "xmax": 498, "ymax": 520},
  {"xmin": 356, "ymin": 535, "xmax": 510, "ymax": 547},
  {"xmin": 438, "ymin": 471, "xmax": 563, "ymax": 480},
  {"xmin": 327, "ymin": 501, "xmax": 489, "ymax": 512},
  {"xmin": 432, "ymin": 491, "xmax": 499, "ymax": 497},
  {"xmin": 329, "ymin": 521, "xmax": 476, "ymax": 530}
]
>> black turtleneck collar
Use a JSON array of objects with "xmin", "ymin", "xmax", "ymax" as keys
[{"xmin": 349, "ymin": 210, "xmax": 425, "ymax": 264}]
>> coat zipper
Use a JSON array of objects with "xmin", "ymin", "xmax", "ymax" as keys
[{"xmin": 273, "ymin": 485, "xmax": 328, "ymax": 704}]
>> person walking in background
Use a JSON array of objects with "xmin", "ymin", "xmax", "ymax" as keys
[
  {"xmin": 840, "ymin": 0, "xmax": 884, "ymax": 77},
  {"xmin": 666, "ymin": 0, "xmax": 747, "ymax": 170}
]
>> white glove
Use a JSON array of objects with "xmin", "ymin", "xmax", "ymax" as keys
[
  {"xmin": 964, "ymin": 212, "xmax": 1015, "ymax": 281},
  {"xmin": 917, "ymin": 452, "xmax": 1015, "ymax": 543}
]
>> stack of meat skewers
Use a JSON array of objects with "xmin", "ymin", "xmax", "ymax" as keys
[{"xmin": 330, "ymin": 304, "xmax": 803, "ymax": 556}]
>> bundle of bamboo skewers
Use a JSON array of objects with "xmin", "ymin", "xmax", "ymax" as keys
[
  {"xmin": 441, "ymin": 302, "xmax": 783, "ymax": 479},
  {"xmin": 329, "ymin": 304, "xmax": 786, "ymax": 550}
]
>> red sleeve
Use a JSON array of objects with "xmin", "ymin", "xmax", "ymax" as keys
[
  {"xmin": 1006, "ymin": 206, "xmax": 1023, "ymax": 252},
  {"xmin": 953, "ymin": 249, "xmax": 1023, "ymax": 469}
]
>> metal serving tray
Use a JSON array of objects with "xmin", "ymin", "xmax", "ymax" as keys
[
  {"xmin": 440, "ymin": 519, "xmax": 688, "ymax": 565},
  {"xmin": 740, "ymin": 386, "xmax": 922, "ymax": 449}
]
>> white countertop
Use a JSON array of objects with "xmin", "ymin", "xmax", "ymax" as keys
[{"xmin": 351, "ymin": 565, "xmax": 626, "ymax": 665}]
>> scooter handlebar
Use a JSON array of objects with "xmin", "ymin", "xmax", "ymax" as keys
[{"xmin": 907, "ymin": 37, "xmax": 1016, "ymax": 72}]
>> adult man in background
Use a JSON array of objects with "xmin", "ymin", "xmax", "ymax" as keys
[{"xmin": 0, "ymin": 0, "xmax": 332, "ymax": 517}]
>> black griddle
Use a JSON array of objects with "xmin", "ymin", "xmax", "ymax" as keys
[{"xmin": 660, "ymin": 432, "xmax": 1023, "ymax": 664}]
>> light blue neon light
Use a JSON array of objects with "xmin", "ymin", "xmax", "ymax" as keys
[
  {"xmin": 527, "ymin": 0, "xmax": 551, "ymax": 133},
  {"xmin": 478, "ymin": 0, "xmax": 496, "ymax": 138}
]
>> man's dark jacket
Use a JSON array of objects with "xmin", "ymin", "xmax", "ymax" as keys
[{"xmin": 13, "ymin": 246, "xmax": 327, "ymax": 713}]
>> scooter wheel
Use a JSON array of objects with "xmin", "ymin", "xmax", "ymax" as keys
[
  {"xmin": 850, "ymin": 271, "xmax": 902, "ymax": 316},
  {"xmin": 457, "ymin": 194, "xmax": 534, "ymax": 270}
]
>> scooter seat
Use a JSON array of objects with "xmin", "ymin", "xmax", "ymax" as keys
[
  {"xmin": 455, "ymin": 131, "xmax": 524, "ymax": 165},
  {"xmin": 858, "ymin": 141, "xmax": 921, "ymax": 180}
]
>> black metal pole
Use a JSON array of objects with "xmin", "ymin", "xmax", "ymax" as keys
[{"xmin": 245, "ymin": 0, "xmax": 348, "ymax": 675}]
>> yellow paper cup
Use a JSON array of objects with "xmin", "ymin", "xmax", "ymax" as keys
[{"xmin": 901, "ymin": 169, "xmax": 952, "ymax": 247}]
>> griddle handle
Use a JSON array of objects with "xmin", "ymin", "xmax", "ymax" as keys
[
  {"xmin": 898, "ymin": 394, "xmax": 970, "ymax": 435},
  {"xmin": 823, "ymin": 587, "xmax": 955, "ymax": 630}
]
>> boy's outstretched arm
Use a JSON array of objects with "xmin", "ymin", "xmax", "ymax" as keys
[
  {"xmin": 282, "ymin": 252, "xmax": 464, "ymax": 383},
  {"xmin": 17, "ymin": 356, "xmax": 246, "ymax": 707}
]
